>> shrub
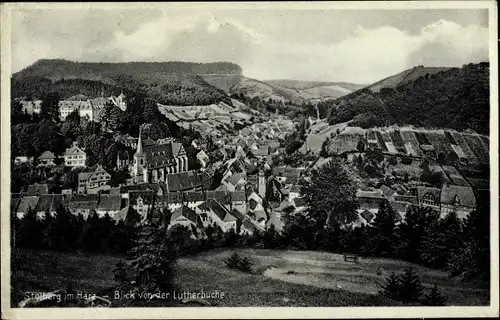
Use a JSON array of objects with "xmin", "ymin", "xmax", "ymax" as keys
[{"xmin": 224, "ymin": 251, "xmax": 254, "ymax": 273}]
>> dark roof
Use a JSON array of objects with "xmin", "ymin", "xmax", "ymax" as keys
[
  {"xmin": 206, "ymin": 191, "xmax": 231, "ymax": 204},
  {"xmin": 11, "ymin": 197, "xmax": 22, "ymax": 213},
  {"xmin": 394, "ymin": 195, "xmax": 418, "ymax": 204},
  {"xmin": 360, "ymin": 209, "xmax": 375, "ymax": 223},
  {"xmin": 166, "ymin": 192, "xmax": 184, "ymax": 204},
  {"xmin": 207, "ymin": 199, "xmax": 236, "ymax": 222},
  {"xmin": 26, "ymin": 184, "xmax": 48, "ymax": 196},
  {"xmin": 272, "ymin": 166, "xmax": 303, "ymax": 178},
  {"xmin": 144, "ymin": 143, "xmax": 177, "ymax": 169},
  {"xmin": 289, "ymin": 185, "xmax": 301, "ymax": 193},
  {"xmin": 230, "ymin": 191, "xmax": 246, "ymax": 202},
  {"xmin": 166, "ymin": 171, "xmax": 202, "ymax": 192},
  {"xmin": 440, "ymin": 184, "xmax": 476, "ymax": 208},
  {"xmin": 184, "ymin": 191, "xmax": 205, "ymax": 202},
  {"xmin": 17, "ymin": 196, "xmax": 39, "ymax": 213},
  {"xmin": 97, "ymin": 195, "xmax": 122, "ymax": 211},
  {"xmin": 171, "ymin": 205, "xmax": 200, "ymax": 226},
  {"xmin": 70, "ymin": 194, "xmax": 99, "ymax": 202},
  {"xmin": 231, "ymin": 208, "xmax": 246, "ymax": 221},
  {"xmin": 35, "ymin": 195, "xmax": 55, "ymax": 212}
]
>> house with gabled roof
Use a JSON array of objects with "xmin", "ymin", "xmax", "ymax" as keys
[
  {"xmin": 35, "ymin": 194, "xmax": 63, "ymax": 219},
  {"xmin": 68, "ymin": 194, "xmax": 98, "ymax": 219},
  {"xmin": 78, "ymin": 164, "xmax": 111, "ymax": 194},
  {"xmin": 63, "ymin": 145, "xmax": 86, "ymax": 167},
  {"xmin": 440, "ymin": 184, "xmax": 476, "ymax": 219},
  {"xmin": 223, "ymin": 172, "xmax": 246, "ymax": 191},
  {"xmin": 96, "ymin": 194, "xmax": 122, "ymax": 218},
  {"xmin": 38, "ymin": 151, "xmax": 57, "ymax": 167},
  {"xmin": 206, "ymin": 199, "xmax": 237, "ymax": 232},
  {"xmin": 16, "ymin": 196, "xmax": 40, "ymax": 219},
  {"xmin": 416, "ymin": 186, "xmax": 441, "ymax": 210},
  {"xmin": 169, "ymin": 205, "xmax": 205, "ymax": 238}
]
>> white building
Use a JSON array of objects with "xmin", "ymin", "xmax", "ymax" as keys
[{"xmin": 63, "ymin": 146, "xmax": 86, "ymax": 167}]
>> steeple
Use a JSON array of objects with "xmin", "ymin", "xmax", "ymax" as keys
[{"xmin": 136, "ymin": 127, "xmax": 143, "ymax": 155}]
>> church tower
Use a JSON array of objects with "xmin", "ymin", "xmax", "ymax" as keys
[
  {"xmin": 258, "ymin": 170, "xmax": 266, "ymax": 198},
  {"xmin": 133, "ymin": 129, "xmax": 147, "ymax": 183}
]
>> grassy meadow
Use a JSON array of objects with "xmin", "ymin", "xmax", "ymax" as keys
[{"xmin": 10, "ymin": 248, "xmax": 489, "ymax": 307}]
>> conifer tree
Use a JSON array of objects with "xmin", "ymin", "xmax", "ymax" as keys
[
  {"xmin": 367, "ymin": 200, "xmax": 399, "ymax": 257},
  {"xmin": 129, "ymin": 221, "xmax": 177, "ymax": 294},
  {"xmin": 379, "ymin": 272, "xmax": 401, "ymax": 301},
  {"xmin": 421, "ymin": 284, "xmax": 446, "ymax": 306},
  {"xmin": 398, "ymin": 267, "xmax": 424, "ymax": 304},
  {"xmin": 225, "ymin": 251, "xmax": 241, "ymax": 269}
]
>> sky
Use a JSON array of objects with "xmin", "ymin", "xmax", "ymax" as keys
[{"xmin": 10, "ymin": 5, "xmax": 490, "ymax": 83}]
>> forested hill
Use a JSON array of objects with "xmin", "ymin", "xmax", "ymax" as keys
[
  {"xmin": 12, "ymin": 60, "xmax": 242, "ymax": 105},
  {"xmin": 326, "ymin": 62, "xmax": 490, "ymax": 135}
]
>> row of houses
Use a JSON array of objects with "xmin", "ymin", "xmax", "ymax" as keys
[
  {"xmin": 18, "ymin": 92, "xmax": 127, "ymax": 122},
  {"xmin": 355, "ymin": 182, "xmax": 477, "ymax": 224},
  {"xmin": 11, "ymin": 180, "xmax": 275, "ymax": 237}
]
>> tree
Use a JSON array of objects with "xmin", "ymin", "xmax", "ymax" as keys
[
  {"xmin": 419, "ymin": 211, "xmax": 462, "ymax": 269},
  {"xmin": 396, "ymin": 206, "xmax": 438, "ymax": 263},
  {"xmin": 448, "ymin": 191, "xmax": 490, "ymax": 281},
  {"xmin": 285, "ymin": 140, "xmax": 304, "ymax": 155},
  {"xmin": 302, "ymin": 159, "xmax": 358, "ymax": 227},
  {"xmin": 320, "ymin": 138, "xmax": 330, "ymax": 158},
  {"xmin": 40, "ymin": 92, "xmax": 60, "ymax": 122},
  {"xmin": 398, "ymin": 267, "xmax": 424, "ymax": 304},
  {"xmin": 379, "ymin": 272, "xmax": 401, "ymax": 301},
  {"xmin": 263, "ymin": 224, "xmax": 280, "ymax": 249},
  {"xmin": 366, "ymin": 200, "xmax": 399, "ymax": 257},
  {"xmin": 129, "ymin": 222, "xmax": 177, "ymax": 294},
  {"xmin": 421, "ymin": 284, "xmax": 446, "ymax": 306},
  {"xmin": 225, "ymin": 251, "xmax": 242, "ymax": 269}
]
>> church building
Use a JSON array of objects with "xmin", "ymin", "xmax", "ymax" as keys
[{"xmin": 131, "ymin": 130, "xmax": 189, "ymax": 183}]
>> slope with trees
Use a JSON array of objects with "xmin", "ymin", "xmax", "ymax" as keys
[{"xmin": 327, "ymin": 63, "xmax": 489, "ymax": 134}]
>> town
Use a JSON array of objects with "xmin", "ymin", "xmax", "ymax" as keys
[
  {"xmin": 11, "ymin": 89, "xmax": 489, "ymax": 240},
  {"xmin": 6, "ymin": 5, "xmax": 493, "ymax": 312}
]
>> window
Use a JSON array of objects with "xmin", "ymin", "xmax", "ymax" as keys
[
  {"xmin": 453, "ymin": 195, "xmax": 461, "ymax": 206},
  {"xmin": 423, "ymin": 193, "xmax": 436, "ymax": 206}
]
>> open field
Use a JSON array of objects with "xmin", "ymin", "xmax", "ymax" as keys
[{"xmin": 11, "ymin": 248, "xmax": 488, "ymax": 307}]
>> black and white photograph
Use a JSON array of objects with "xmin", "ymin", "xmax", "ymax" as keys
[{"xmin": 1, "ymin": 1, "xmax": 498, "ymax": 319}]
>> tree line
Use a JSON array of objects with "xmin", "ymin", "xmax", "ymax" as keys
[{"xmin": 327, "ymin": 63, "xmax": 489, "ymax": 135}]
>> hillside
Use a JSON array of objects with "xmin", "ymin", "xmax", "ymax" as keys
[
  {"xmin": 326, "ymin": 62, "xmax": 489, "ymax": 135},
  {"xmin": 198, "ymin": 74, "xmax": 364, "ymax": 104},
  {"xmin": 367, "ymin": 66, "xmax": 450, "ymax": 93},
  {"xmin": 12, "ymin": 59, "xmax": 241, "ymax": 105}
]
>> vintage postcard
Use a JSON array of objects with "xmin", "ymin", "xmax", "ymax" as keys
[{"xmin": 1, "ymin": 1, "xmax": 498, "ymax": 319}]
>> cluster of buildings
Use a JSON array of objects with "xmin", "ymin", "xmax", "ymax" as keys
[
  {"xmin": 18, "ymin": 91, "xmax": 127, "ymax": 122},
  {"xmin": 355, "ymin": 181, "xmax": 477, "ymax": 226}
]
